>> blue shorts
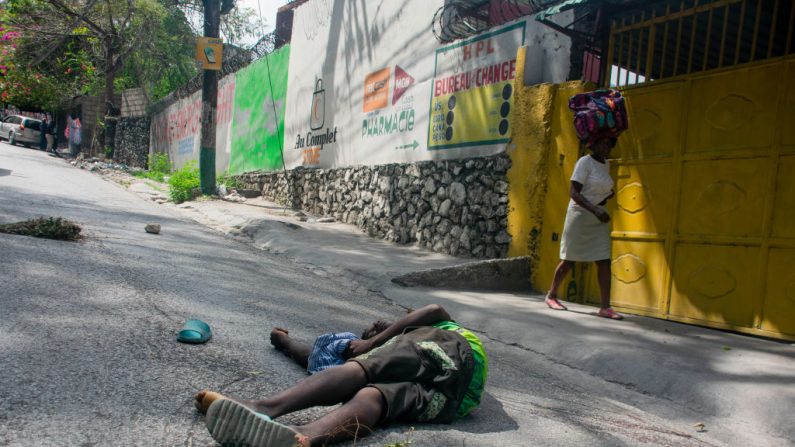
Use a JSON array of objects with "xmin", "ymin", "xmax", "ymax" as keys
[{"xmin": 307, "ymin": 332, "xmax": 359, "ymax": 374}]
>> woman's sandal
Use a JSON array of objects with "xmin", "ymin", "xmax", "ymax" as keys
[
  {"xmin": 597, "ymin": 307, "xmax": 624, "ymax": 320},
  {"xmin": 545, "ymin": 296, "xmax": 568, "ymax": 311}
]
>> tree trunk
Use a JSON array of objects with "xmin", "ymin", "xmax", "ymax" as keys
[{"xmin": 104, "ymin": 37, "xmax": 119, "ymax": 158}]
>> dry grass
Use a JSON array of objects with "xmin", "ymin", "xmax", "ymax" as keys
[{"xmin": 0, "ymin": 217, "xmax": 82, "ymax": 241}]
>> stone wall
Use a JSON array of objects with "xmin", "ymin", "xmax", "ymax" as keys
[
  {"xmin": 239, "ymin": 154, "xmax": 513, "ymax": 259},
  {"xmin": 114, "ymin": 117, "xmax": 150, "ymax": 168}
]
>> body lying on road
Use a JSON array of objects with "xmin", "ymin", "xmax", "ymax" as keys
[{"xmin": 194, "ymin": 304, "xmax": 488, "ymax": 446}]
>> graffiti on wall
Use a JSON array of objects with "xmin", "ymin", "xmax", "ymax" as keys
[
  {"xmin": 229, "ymin": 45, "xmax": 290, "ymax": 174},
  {"xmin": 150, "ymin": 75, "xmax": 235, "ymax": 170},
  {"xmin": 428, "ymin": 22, "xmax": 524, "ymax": 150}
]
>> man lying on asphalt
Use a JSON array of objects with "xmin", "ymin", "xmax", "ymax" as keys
[{"xmin": 194, "ymin": 304, "xmax": 488, "ymax": 446}]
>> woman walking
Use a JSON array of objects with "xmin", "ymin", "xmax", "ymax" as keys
[
  {"xmin": 545, "ymin": 136, "xmax": 623, "ymax": 320},
  {"xmin": 66, "ymin": 112, "xmax": 82, "ymax": 156}
]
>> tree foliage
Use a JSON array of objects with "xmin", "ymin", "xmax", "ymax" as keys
[
  {"xmin": 0, "ymin": 25, "xmax": 61, "ymax": 109},
  {"xmin": 0, "ymin": 0, "xmax": 264, "ymax": 111}
]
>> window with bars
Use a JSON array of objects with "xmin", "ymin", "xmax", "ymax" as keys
[{"xmin": 604, "ymin": 0, "xmax": 795, "ymax": 87}]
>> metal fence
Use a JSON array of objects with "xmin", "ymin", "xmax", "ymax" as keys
[{"xmin": 605, "ymin": 0, "xmax": 795, "ymax": 87}]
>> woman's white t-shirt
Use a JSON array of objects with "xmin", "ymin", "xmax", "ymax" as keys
[{"xmin": 569, "ymin": 155, "xmax": 613, "ymax": 207}]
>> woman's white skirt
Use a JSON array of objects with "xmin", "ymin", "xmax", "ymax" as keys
[{"xmin": 560, "ymin": 204, "xmax": 611, "ymax": 262}]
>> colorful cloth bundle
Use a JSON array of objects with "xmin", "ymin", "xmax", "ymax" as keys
[{"xmin": 569, "ymin": 89, "xmax": 628, "ymax": 146}]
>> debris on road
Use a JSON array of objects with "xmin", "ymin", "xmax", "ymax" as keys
[
  {"xmin": 70, "ymin": 157, "xmax": 138, "ymax": 174},
  {"xmin": 221, "ymin": 190, "xmax": 246, "ymax": 203},
  {"xmin": 0, "ymin": 217, "xmax": 82, "ymax": 241},
  {"xmin": 145, "ymin": 223, "xmax": 161, "ymax": 234}
]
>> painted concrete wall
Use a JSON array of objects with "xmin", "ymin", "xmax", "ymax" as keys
[
  {"xmin": 150, "ymin": 74, "xmax": 235, "ymax": 172},
  {"xmin": 282, "ymin": 0, "xmax": 571, "ymax": 169},
  {"xmin": 531, "ymin": 82, "xmax": 589, "ymax": 293},
  {"xmin": 505, "ymin": 47, "xmax": 556, "ymax": 275},
  {"xmin": 229, "ymin": 45, "xmax": 290, "ymax": 175},
  {"xmin": 149, "ymin": 4, "xmax": 571, "ymax": 174},
  {"xmin": 505, "ymin": 57, "xmax": 587, "ymax": 291}
]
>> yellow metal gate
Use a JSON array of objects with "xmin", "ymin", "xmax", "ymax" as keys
[{"xmin": 577, "ymin": 57, "xmax": 795, "ymax": 340}]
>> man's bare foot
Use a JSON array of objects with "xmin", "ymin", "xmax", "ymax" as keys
[
  {"xmin": 270, "ymin": 327, "xmax": 291, "ymax": 352},
  {"xmin": 194, "ymin": 390, "xmax": 226, "ymax": 413}
]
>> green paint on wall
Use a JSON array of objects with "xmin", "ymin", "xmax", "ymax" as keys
[{"xmin": 229, "ymin": 44, "xmax": 290, "ymax": 174}]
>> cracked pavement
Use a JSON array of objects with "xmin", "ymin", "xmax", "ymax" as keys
[{"xmin": 1, "ymin": 144, "xmax": 793, "ymax": 446}]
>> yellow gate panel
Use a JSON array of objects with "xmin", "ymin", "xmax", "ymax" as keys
[
  {"xmin": 527, "ymin": 57, "xmax": 795, "ymax": 340},
  {"xmin": 780, "ymin": 62, "xmax": 795, "ymax": 151},
  {"xmin": 771, "ymin": 156, "xmax": 795, "ymax": 239},
  {"xmin": 677, "ymin": 158, "xmax": 769, "ymax": 238},
  {"xmin": 761, "ymin": 248, "xmax": 795, "ymax": 337},
  {"xmin": 611, "ymin": 163, "xmax": 675, "ymax": 236},
  {"xmin": 669, "ymin": 244, "xmax": 759, "ymax": 328},
  {"xmin": 616, "ymin": 82, "xmax": 682, "ymax": 160},
  {"xmin": 609, "ymin": 240, "xmax": 668, "ymax": 315},
  {"xmin": 685, "ymin": 65, "xmax": 781, "ymax": 154}
]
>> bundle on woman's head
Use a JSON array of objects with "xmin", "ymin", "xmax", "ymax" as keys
[{"xmin": 568, "ymin": 88, "xmax": 628, "ymax": 147}]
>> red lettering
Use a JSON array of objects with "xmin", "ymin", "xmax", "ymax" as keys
[
  {"xmin": 501, "ymin": 61, "xmax": 510, "ymax": 81},
  {"xmin": 487, "ymin": 39, "xmax": 495, "ymax": 54},
  {"xmin": 463, "ymin": 45, "xmax": 471, "ymax": 62},
  {"xmin": 509, "ymin": 59, "xmax": 517, "ymax": 79},
  {"xmin": 435, "ymin": 80, "xmax": 443, "ymax": 97},
  {"xmin": 476, "ymin": 41, "xmax": 484, "ymax": 57}
]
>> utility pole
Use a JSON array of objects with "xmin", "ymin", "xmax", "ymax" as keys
[
  {"xmin": 199, "ymin": 0, "xmax": 235, "ymax": 194},
  {"xmin": 200, "ymin": 0, "xmax": 221, "ymax": 195}
]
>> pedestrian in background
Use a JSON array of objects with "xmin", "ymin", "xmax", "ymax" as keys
[
  {"xmin": 544, "ymin": 136, "xmax": 623, "ymax": 320},
  {"xmin": 39, "ymin": 117, "xmax": 49, "ymax": 150},
  {"xmin": 45, "ymin": 118, "xmax": 56, "ymax": 153},
  {"xmin": 66, "ymin": 112, "xmax": 81, "ymax": 156}
]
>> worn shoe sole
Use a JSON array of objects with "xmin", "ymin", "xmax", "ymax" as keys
[{"xmin": 206, "ymin": 399, "xmax": 302, "ymax": 447}]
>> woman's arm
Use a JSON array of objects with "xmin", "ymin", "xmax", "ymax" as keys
[
  {"xmin": 346, "ymin": 304, "xmax": 451, "ymax": 357},
  {"xmin": 570, "ymin": 181, "xmax": 610, "ymax": 223}
]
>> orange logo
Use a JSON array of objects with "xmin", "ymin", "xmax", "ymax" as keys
[{"xmin": 363, "ymin": 68, "xmax": 391, "ymax": 113}]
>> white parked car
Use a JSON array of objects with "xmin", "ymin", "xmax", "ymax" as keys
[{"xmin": 1, "ymin": 115, "xmax": 43, "ymax": 147}]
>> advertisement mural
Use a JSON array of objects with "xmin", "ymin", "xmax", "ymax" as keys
[
  {"xmin": 229, "ymin": 45, "xmax": 290, "ymax": 174},
  {"xmin": 291, "ymin": 76, "xmax": 339, "ymax": 167},
  {"xmin": 428, "ymin": 22, "xmax": 524, "ymax": 150},
  {"xmin": 282, "ymin": 0, "xmax": 566, "ymax": 170},
  {"xmin": 361, "ymin": 65, "xmax": 418, "ymax": 150}
]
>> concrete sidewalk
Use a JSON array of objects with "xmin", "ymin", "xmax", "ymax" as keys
[{"xmin": 118, "ymin": 176, "xmax": 794, "ymax": 446}]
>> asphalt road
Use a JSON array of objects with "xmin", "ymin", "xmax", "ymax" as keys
[{"xmin": 0, "ymin": 143, "xmax": 785, "ymax": 447}]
